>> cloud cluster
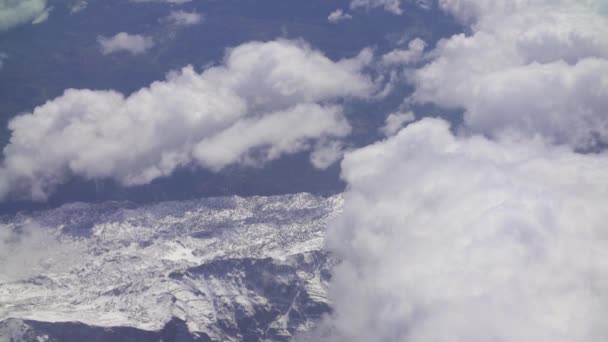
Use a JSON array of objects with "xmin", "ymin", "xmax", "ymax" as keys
[
  {"xmin": 0, "ymin": 40, "xmax": 375, "ymax": 201},
  {"xmin": 0, "ymin": 0, "xmax": 48, "ymax": 31},
  {"xmin": 410, "ymin": 0, "xmax": 608, "ymax": 149},
  {"xmin": 321, "ymin": 1, "xmax": 608, "ymax": 341},
  {"xmin": 98, "ymin": 32, "xmax": 155, "ymax": 55},
  {"xmin": 325, "ymin": 118, "xmax": 608, "ymax": 342}
]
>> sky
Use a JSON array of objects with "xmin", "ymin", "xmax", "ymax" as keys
[{"xmin": 2, "ymin": 0, "xmax": 608, "ymax": 340}]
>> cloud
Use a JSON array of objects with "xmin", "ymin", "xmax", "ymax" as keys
[
  {"xmin": 347, "ymin": 0, "xmax": 433, "ymax": 14},
  {"xmin": 380, "ymin": 110, "xmax": 415, "ymax": 136},
  {"xmin": 164, "ymin": 10, "xmax": 202, "ymax": 26},
  {"xmin": 310, "ymin": 141, "xmax": 346, "ymax": 170},
  {"xmin": 97, "ymin": 32, "xmax": 155, "ymax": 55},
  {"xmin": 409, "ymin": 0, "xmax": 608, "ymax": 149},
  {"xmin": 322, "ymin": 118, "xmax": 608, "ymax": 342},
  {"xmin": 315, "ymin": 1, "xmax": 608, "ymax": 341},
  {"xmin": 193, "ymin": 104, "xmax": 350, "ymax": 171},
  {"xmin": 382, "ymin": 38, "xmax": 426, "ymax": 65},
  {"xmin": 328, "ymin": 9, "xmax": 352, "ymax": 23},
  {"xmin": 31, "ymin": 5, "xmax": 51, "ymax": 25},
  {"xmin": 0, "ymin": 40, "xmax": 375, "ymax": 201},
  {"xmin": 0, "ymin": 0, "xmax": 48, "ymax": 31},
  {"xmin": 350, "ymin": 0, "xmax": 403, "ymax": 14},
  {"xmin": 69, "ymin": 0, "xmax": 87, "ymax": 14}
]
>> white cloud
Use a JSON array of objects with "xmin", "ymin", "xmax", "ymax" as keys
[
  {"xmin": 165, "ymin": 10, "xmax": 202, "ymax": 26},
  {"xmin": 322, "ymin": 118, "xmax": 608, "ymax": 342},
  {"xmin": 193, "ymin": 104, "xmax": 350, "ymax": 171},
  {"xmin": 31, "ymin": 5, "xmax": 51, "ymax": 24},
  {"xmin": 315, "ymin": 1, "xmax": 608, "ymax": 341},
  {"xmin": 350, "ymin": 0, "xmax": 403, "ymax": 14},
  {"xmin": 409, "ymin": 0, "xmax": 608, "ymax": 149},
  {"xmin": 328, "ymin": 9, "xmax": 352, "ymax": 23},
  {"xmin": 380, "ymin": 110, "xmax": 415, "ymax": 136},
  {"xmin": 0, "ymin": 40, "xmax": 375, "ymax": 201},
  {"xmin": 98, "ymin": 32, "xmax": 155, "ymax": 55},
  {"xmin": 382, "ymin": 38, "xmax": 426, "ymax": 65},
  {"xmin": 69, "ymin": 0, "xmax": 87, "ymax": 14},
  {"xmin": 0, "ymin": 0, "xmax": 47, "ymax": 31},
  {"xmin": 310, "ymin": 141, "xmax": 347, "ymax": 170},
  {"xmin": 347, "ymin": 0, "xmax": 433, "ymax": 14}
]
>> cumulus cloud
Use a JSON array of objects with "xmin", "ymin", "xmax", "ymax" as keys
[
  {"xmin": 0, "ymin": 0, "xmax": 48, "ymax": 31},
  {"xmin": 164, "ymin": 10, "xmax": 202, "ymax": 26},
  {"xmin": 323, "ymin": 118, "xmax": 608, "ymax": 342},
  {"xmin": 0, "ymin": 40, "xmax": 375, "ymax": 201},
  {"xmin": 328, "ymin": 9, "xmax": 352, "ymax": 23},
  {"xmin": 409, "ymin": 0, "xmax": 608, "ymax": 149},
  {"xmin": 316, "ymin": 1, "xmax": 608, "ymax": 341},
  {"xmin": 97, "ymin": 32, "xmax": 155, "ymax": 55}
]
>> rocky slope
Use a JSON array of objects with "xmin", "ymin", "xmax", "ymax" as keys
[{"xmin": 0, "ymin": 193, "xmax": 342, "ymax": 341}]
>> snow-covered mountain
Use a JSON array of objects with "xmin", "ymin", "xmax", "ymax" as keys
[{"xmin": 0, "ymin": 193, "xmax": 342, "ymax": 341}]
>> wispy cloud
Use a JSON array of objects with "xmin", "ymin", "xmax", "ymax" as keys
[{"xmin": 164, "ymin": 10, "xmax": 203, "ymax": 26}]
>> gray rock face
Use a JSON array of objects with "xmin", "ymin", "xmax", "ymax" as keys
[{"xmin": 0, "ymin": 193, "xmax": 342, "ymax": 341}]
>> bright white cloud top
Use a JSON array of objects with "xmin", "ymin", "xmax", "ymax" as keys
[
  {"xmin": 326, "ymin": 118, "xmax": 608, "ymax": 341},
  {"xmin": 411, "ymin": 0, "xmax": 608, "ymax": 149},
  {"xmin": 321, "ymin": 1, "xmax": 608, "ymax": 341},
  {"xmin": 0, "ymin": 40, "xmax": 375, "ymax": 201}
]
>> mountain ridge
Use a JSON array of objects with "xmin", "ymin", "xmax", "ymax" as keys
[{"xmin": 0, "ymin": 193, "xmax": 342, "ymax": 341}]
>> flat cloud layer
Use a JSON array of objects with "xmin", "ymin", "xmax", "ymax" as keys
[
  {"xmin": 325, "ymin": 118, "xmax": 608, "ymax": 341},
  {"xmin": 0, "ymin": 40, "xmax": 375, "ymax": 201},
  {"xmin": 0, "ymin": 0, "xmax": 47, "ymax": 31}
]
